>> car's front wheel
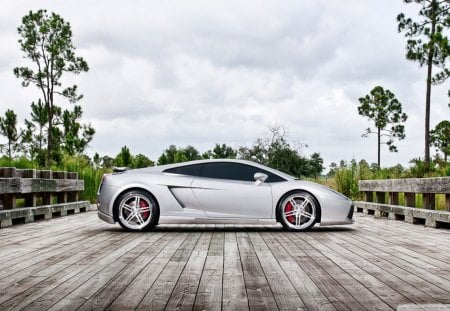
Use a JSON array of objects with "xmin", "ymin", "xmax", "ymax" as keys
[
  {"xmin": 115, "ymin": 190, "xmax": 158, "ymax": 231},
  {"xmin": 278, "ymin": 191, "xmax": 318, "ymax": 231}
]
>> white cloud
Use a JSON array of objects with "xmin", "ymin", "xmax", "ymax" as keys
[{"xmin": 0, "ymin": 0, "xmax": 449, "ymax": 168}]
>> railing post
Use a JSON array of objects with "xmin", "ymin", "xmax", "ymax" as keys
[
  {"xmin": 3, "ymin": 194, "xmax": 17, "ymax": 209},
  {"xmin": 0, "ymin": 167, "xmax": 17, "ymax": 209},
  {"xmin": 364, "ymin": 191, "xmax": 373, "ymax": 202},
  {"xmin": 422, "ymin": 193, "xmax": 435, "ymax": 210},
  {"xmin": 376, "ymin": 192, "xmax": 385, "ymax": 204},
  {"xmin": 0, "ymin": 167, "xmax": 16, "ymax": 177},
  {"xmin": 389, "ymin": 192, "xmax": 399, "ymax": 205},
  {"xmin": 24, "ymin": 194, "xmax": 37, "ymax": 207},
  {"xmin": 404, "ymin": 193, "xmax": 416, "ymax": 208}
]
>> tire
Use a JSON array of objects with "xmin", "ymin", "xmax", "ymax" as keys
[
  {"xmin": 277, "ymin": 191, "xmax": 319, "ymax": 231},
  {"xmin": 115, "ymin": 190, "xmax": 158, "ymax": 232}
]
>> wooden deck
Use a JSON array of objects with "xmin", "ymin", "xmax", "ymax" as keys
[{"xmin": 0, "ymin": 212, "xmax": 449, "ymax": 311}]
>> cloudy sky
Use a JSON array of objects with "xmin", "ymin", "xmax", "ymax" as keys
[{"xmin": 1, "ymin": 0, "xmax": 449, "ymax": 168}]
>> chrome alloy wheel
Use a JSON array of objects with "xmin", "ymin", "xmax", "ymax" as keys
[
  {"xmin": 280, "ymin": 192, "xmax": 317, "ymax": 230},
  {"xmin": 118, "ymin": 192, "xmax": 153, "ymax": 230}
]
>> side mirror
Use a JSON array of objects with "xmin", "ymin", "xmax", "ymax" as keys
[{"xmin": 254, "ymin": 172, "xmax": 268, "ymax": 185}]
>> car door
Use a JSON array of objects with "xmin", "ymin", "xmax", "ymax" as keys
[
  {"xmin": 191, "ymin": 162, "xmax": 273, "ymax": 219},
  {"xmin": 162, "ymin": 163, "xmax": 207, "ymax": 216}
]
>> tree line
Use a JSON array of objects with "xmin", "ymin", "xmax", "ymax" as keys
[{"xmin": 94, "ymin": 126, "xmax": 324, "ymax": 179}]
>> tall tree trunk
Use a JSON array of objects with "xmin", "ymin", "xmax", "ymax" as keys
[
  {"xmin": 46, "ymin": 111, "xmax": 52, "ymax": 168},
  {"xmin": 46, "ymin": 96, "xmax": 53, "ymax": 168},
  {"xmin": 425, "ymin": 0, "xmax": 437, "ymax": 164},
  {"xmin": 377, "ymin": 127, "xmax": 381, "ymax": 168}
]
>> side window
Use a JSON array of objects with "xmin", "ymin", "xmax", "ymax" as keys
[
  {"xmin": 200, "ymin": 162, "xmax": 255, "ymax": 181},
  {"xmin": 200, "ymin": 162, "xmax": 286, "ymax": 183},
  {"xmin": 264, "ymin": 172, "xmax": 286, "ymax": 183},
  {"xmin": 163, "ymin": 164, "xmax": 202, "ymax": 176}
]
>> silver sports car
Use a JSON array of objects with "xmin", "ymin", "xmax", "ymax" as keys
[{"xmin": 97, "ymin": 159, "xmax": 354, "ymax": 231}]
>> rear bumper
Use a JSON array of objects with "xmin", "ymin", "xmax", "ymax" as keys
[{"xmin": 97, "ymin": 209, "xmax": 115, "ymax": 224}]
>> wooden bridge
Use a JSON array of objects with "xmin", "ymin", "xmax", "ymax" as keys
[{"xmin": 0, "ymin": 210, "xmax": 449, "ymax": 310}]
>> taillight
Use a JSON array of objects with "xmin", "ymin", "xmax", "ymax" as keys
[
  {"xmin": 98, "ymin": 174, "xmax": 107, "ymax": 194},
  {"xmin": 348, "ymin": 204, "xmax": 354, "ymax": 220}
]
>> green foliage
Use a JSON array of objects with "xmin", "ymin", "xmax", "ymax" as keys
[
  {"xmin": 101, "ymin": 156, "xmax": 114, "ymax": 169},
  {"xmin": 157, "ymin": 145, "xmax": 202, "ymax": 165},
  {"xmin": 404, "ymin": 157, "xmax": 436, "ymax": 177},
  {"xmin": 115, "ymin": 146, "xmax": 133, "ymax": 167},
  {"xmin": 0, "ymin": 156, "xmax": 36, "ymax": 169},
  {"xmin": 358, "ymin": 86, "xmax": 407, "ymax": 167},
  {"xmin": 327, "ymin": 157, "xmax": 450, "ymax": 200},
  {"xmin": 397, "ymin": 0, "xmax": 450, "ymax": 163},
  {"xmin": 202, "ymin": 144, "xmax": 237, "ymax": 159},
  {"xmin": 14, "ymin": 10, "xmax": 89, "ymax": 167},
  {"xmin": 330, "ymin": 159, "xmax": 407, "ymax": 199},
  {"xmin": 113, "ymin": 146, "xmax": 154, "ymax": 169},
  {"xmin": 0, "ymin": 109, "xmax": 20, "ymax": 158},
  {"xmin": 397, "ymin": 0, "xmax": 450, "ymax": 81},
  {"xmin": 238, "ymin": 126, "xmax": 323, "ymax": 178},
  {"xmin": 430, "ymin": 120, "xmax": 450, "ymax": 161},
  {"xmin": 58, "ymin": 154, "xmax": 106, "ymax": 203},
  {"xmin": 60, "ymin": 105, "xmax": 95, "ymax": 156},
  {"xmin": 309, "ymin": 153, "xmax": 324, "ymax": 179},
  {"xmin": 21, "ymin": 100, "xmax": 48, "ymax": 165},
  {"xmin": 333, "ymin": 160, "xmax": 361, "ymax": 199},
  {"xmin": 133, "ymin": 154, "xmax": 154, "ymax": 168}
]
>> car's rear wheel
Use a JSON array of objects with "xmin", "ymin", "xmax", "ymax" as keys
[
  {"xmin": 278, "ymin": 191, "xmax": 318, "ymax": 231},
  {"xmin": 116, "ymin": 190, "xmax": 158, "ymax": 231}
]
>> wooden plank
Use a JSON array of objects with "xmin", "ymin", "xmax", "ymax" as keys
[
  {"xmin": 248, "ymin": 232, "xmax": 306, "ymax": 310},
  {"xmin": 0, "ymin": 232, "xmax": 113, "ymax": 295},
  {"xmin": 354, "ymin": 217, "xmax": 450, "ymax": 267},
  {"xmin": 23, "ymin": 232, "xmax": 160, "ymax": 310},
  {"xmin": 0, "ymin": 220, "xmax": 104, "ymax": 274},
  {"xmin": 262, "ymin": 232, "xmax": 336, "ymax": 311},
  {"xmin": 328, "ymin": 233, "xmax": 450, "ymax": 303},
  {"xmin": 299, "ymin": 231, "xmax": 409, "ymax": 309},
  {"xmin": 0, "ymin": 212, "xmax": 99, "ymax": 244},
  {"xmin": 222, "ymin": 232, "xmax": 249, "ymax": 311},
  {"xmin": 0, "ymin": 232, "xmax": 128, "ymax": 310},
  {"xmin": 345, "ymin": 231, "xmax": 450, "ymax": 295},
  {"xmin": 76, "ymin": 232, "xmax": 175, "ymax": 311},
  {"xmin": 135, "ymin": 233, "xmax": 201, "ymax": 310},
  {"xmin": 321, "ymin": 231, "xmax": 448, "ymax": 304},
  {"xmin": 0, "ymin": 178, "xmax": 84, "ymax": 194},
  {"xmin": 236, "ymin": 232, "xmax": 278, "ymax": 310},
  {"xmin": 359, "ymin": 177, "xmax": 450, "ymax": 193},
  {"xmin": 0, "ymin": 212, "xmax": 449, "ymax": 310},
  {"xmin": 275, "ymin": 232, "xmax": 365, "ymax": 311},
  {"xmin": 193, "ymin": 231, "xmax": 224, "ymax": 311},
  {"xmin": 0, "ymin": 217, "xmax": 100, "ymax": 263},
  {"xmin": 106, "ymin": 233, "xmax": 189, "ymax": 311},
  {"xmin": 164, "ymin": 232, "xmax": 212, "ymax": 311}
]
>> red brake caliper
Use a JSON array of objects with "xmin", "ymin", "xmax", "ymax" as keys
[
  {"xmin": 140, "ymin": 200, "xmax": 150, "ymax": 219},
  {"xmin": 285, "ymin": 202, "xmax": 295, "ymax": 224}
]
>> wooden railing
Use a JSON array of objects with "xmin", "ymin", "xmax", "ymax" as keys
[
  {"xmin": 0, "ymin": 167, "xmax": 90, "ymax": 228},
  {"xmin": 355, "ymin": 177, "xmax": 450, "ymax": 228}
]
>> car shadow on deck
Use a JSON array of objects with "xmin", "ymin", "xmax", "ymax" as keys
[{"xmin": 101, "ymin": 224, "xmax": 355, "ymax": 233}]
